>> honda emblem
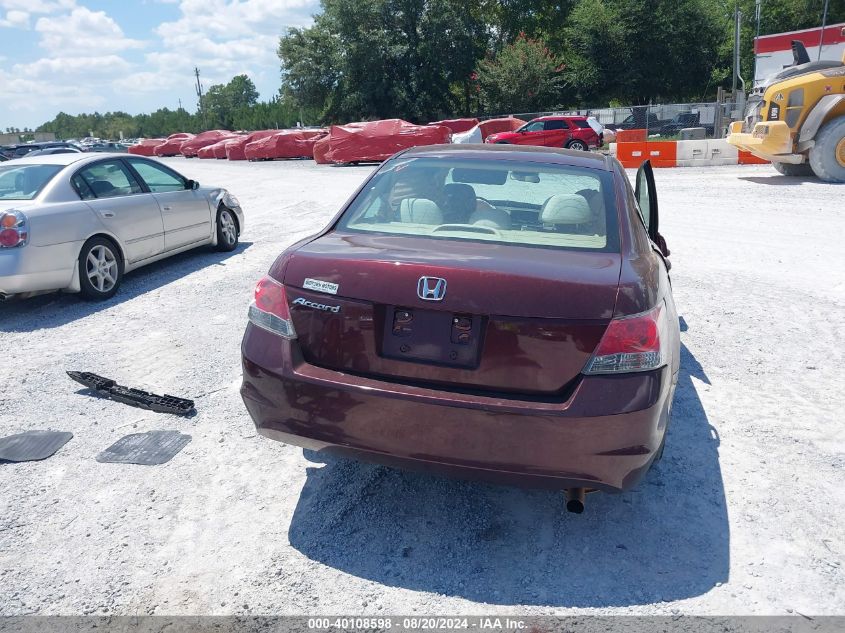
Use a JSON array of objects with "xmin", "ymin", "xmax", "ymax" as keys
[{"xmin": 417, "ymin": 276, "xmax": 447, "ymax": 301}]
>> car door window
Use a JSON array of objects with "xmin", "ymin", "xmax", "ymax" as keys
[
  {"xmin": 544, "ymin": 120, "xmax": 568, "ymax": 130},
  {"xmin": 71, "ymin": 173, "xmax": 96, "ymax": 200},
  {"xmin": 126, "ymin": 158, "xmax": 187, "ymax": 193},
  {"xmin": 74, "ymin": 161, "xmax": 143, "ymax": 199},
  {"xmin": 634, "ymin": 160, "xmax": 659, "ymax": 239},
  {"xmin": 522, "ymin": 121, "xmax": 544, "ymax": 132}
]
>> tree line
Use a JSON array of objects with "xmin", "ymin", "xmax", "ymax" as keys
[
  {"xmin": 35, "ymin": 75, "xmax": 317, "ymax": 141},
  {"xmin": 279, "ymin": 0, "xmax": 844, "ymax": 122},
  {"xmin": 32, "ymin": 0, "xmax": 843, "ymax": 139}
]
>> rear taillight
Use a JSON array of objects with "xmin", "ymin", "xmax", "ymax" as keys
[
  {"xmin": 247, "ymin": 275, "xmax": 296, "ymax": 338},
  {"xmin": 583, "ymin": 304, "xmax": 668, "ymax": 374},
  {"xmin": 0, "ymin": 211, "xmax": 28, "ymax": 248}
]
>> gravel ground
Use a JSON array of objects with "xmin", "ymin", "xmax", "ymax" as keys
[{"xmin": 0, "ymin": 159, "xmax": 843, "ymax": 616}]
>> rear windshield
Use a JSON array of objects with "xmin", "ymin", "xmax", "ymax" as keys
[
  {"xmin": 337, "ymin": 156, "xmax": 618, "ymax": 252},
  {"xmin": 0, "ymin": 164, "xmax": 63, "ymax": 200}
]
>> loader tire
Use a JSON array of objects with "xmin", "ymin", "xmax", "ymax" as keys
[
  {"xmin": 809, "ymin": 115, "xmax": 845, "ymax": 183},
  {"xmin": 772, "ymin": 161, "xmax": 814, "ymax": 177}
]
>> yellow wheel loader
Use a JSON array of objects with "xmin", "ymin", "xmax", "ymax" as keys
[{"xmin": 728, "ymin": 41, "xmax": 845, "ymax": 182}]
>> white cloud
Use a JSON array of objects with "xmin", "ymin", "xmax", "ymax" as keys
[
  {"xmin": 14, "ymin": 55, "xmax": 132, "ymax": 78},
  {"xmin": 35, "ymin": 6, "xmax": 145, "ymax": 55},
  {"xmin": 0, "ymin": 67, "xmax": 106, "ymax": 113},
  {"xmin": 156, "ymin": 0, "xmax": 315, "ymax": 41},
  {"xmin": 1, "ymin": 0, "xmax": 319, "ymax": 127},
  {"xmin": 119, "ymin": 0, "xmax": 317, "ymax": 97},
  {"xmin": 0, "ymin": 9, "xmax": 29, "ymax": 27},
  {"xmin": 0, "ymin": 0, "xmax": 75, "ymax": 13}
]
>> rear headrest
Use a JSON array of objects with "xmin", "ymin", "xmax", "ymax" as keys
[
  {"xmin": 442, "ymin": 183, "xmax": 475, "ymax": 208},
  {"xmin": 576, "ymin": 188, "xmax": 601, "ymax": 210},
  {"xmin": 469, "ymin": 206, "xmax": 511, "ymax": 229},
  {"xmin": 442, "ymin": 183, "xmax": 476, "ymax": 222},
  {"xmin": 540, "ymin": 194, "xmax": 592, "ymax": 225},
  {"xmin": 399, "ymin": 198, "xmax": 443, "ymax": 225},
  {"xmin": 89, "ymin": 180, "xmax": 117, "ymax": 196}
]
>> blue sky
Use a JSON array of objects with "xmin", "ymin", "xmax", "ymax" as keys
[{"xmin": 0, "ymin": 0, "xmax": 319, "ymax": 130}]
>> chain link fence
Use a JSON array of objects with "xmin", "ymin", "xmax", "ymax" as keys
[{"xmin": 482, "ymin": 100, "xmax": 746, "ymax": 140}]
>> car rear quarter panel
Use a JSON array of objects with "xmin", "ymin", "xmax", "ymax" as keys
[{"xmin": 25, "ymin": 201, "xmax": 104, "ymax": 248}]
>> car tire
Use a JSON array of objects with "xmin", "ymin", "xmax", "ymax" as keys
[
  {"xmin": 566, "ymin": 139, "xmax": 588, "ymax": 152},
  {"xmin": 808, "ymin": 115, "xmax": 845, "ymax": 183},
  {"xmin": 772, "ymin": 161, "xmax": 814, "ymax": 177},
  {"xmin": 215, "ymin": 207, "xmax": 239, "ymax": 252},
  {"xmin": 78, "ymin": 236, "xmax": 123, "ymax": 301}
]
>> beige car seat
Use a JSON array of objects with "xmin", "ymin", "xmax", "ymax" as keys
[
  {"xmin": 399, "ymin": 198, "xmax": 443, "ymax": 225},
  {"xmin": 540, "ymin": 194, "xmax": 593, "ymax": 231}
]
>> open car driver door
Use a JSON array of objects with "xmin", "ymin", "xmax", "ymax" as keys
[{"xmin": 634, "ymin": 160, "xmax": 670, "ymax": 265}]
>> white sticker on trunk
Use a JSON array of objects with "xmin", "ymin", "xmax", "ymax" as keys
[{"xmin": 303, "ymin": 278, "xmax": 339, "ymax": 295}]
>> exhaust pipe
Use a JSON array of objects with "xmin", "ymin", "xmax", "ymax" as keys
[{"xmin": 566, "ymin": 488, "xmax": 586, "ymax": 514}]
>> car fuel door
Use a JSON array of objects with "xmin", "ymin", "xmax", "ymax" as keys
[{"xmin": 634, "ymin": 160, "xmax": 670, "ymax": 261}]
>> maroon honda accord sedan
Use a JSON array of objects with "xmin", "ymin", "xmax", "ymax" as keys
[{"xmin": 241, "ymin": 145, "xmax": 679, "ymax": 512}]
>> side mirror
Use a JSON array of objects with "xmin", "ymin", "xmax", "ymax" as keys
[{"xmin": 186, "ymin": 179, "xmax": 200, "ymax": 190}]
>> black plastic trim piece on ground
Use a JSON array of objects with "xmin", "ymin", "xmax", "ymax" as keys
[{"xmin": 67, "ymin": 371, "xmax": 195, "ymax": 416}]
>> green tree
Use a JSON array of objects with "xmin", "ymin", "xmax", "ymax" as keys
[
  {"xmin": 475, "ymin": 34, "xmax": 567, "ymax": 114},
  {"xmin": 278, "ymin": 0, "xmax": 488, "ymax": 123},
  {"xmin": 485, "ymin": 0, "xmax": 575, "ymax": 50},
  {"xmin": 564, "ymin": 0, "xmax": 723, "ymax": 104},
  {"xmin": 203, "ymin": 74, "xmax": 260, "ymax": 128}
]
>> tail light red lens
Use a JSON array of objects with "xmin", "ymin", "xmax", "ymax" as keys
[
  {"xmin": 0, "ymin": 211, "xmax": 28, "ymax": 248},
  {"xmin": 247, "ymin": 275, "xmax": 296, "ymax": 338},
  {"xmin": 583, "ymin": 304, "xmax": 667, "ymax": 374}
]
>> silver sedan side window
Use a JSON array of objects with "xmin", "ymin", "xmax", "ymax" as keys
[
  {"xmin": 126, "ymin": 159, "xmax": 187, "ymax": 193},
  {"xmin": 75, "ymin": 161, "xmax": 143, "ymax": 199}
]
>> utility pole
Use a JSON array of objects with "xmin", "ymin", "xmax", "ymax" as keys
[
  {"xmin": 753, "ymin": 0, "xmax": 762, "ymax": 84},
  {"xmin": 178, "ymin": 98, "xmax": 183, "ymax": 111},
  {"xmin": 194, "ymin": 67, "xmax": 206, "ymax": 128},
  {"xmin": 818, "ymin": 0, "xmax": 830, "ymax": 61},
  {"xmin": 732, "ymin": 5, "xmax": 745, "ymax": 97}
]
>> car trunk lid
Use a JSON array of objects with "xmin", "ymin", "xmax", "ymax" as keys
[{"xmin": 281, "ymin": 231, "xmax": 620, "ymax": 396}]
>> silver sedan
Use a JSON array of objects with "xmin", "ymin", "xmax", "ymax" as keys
[{"xmin": 0, "ymin": 152, "xmax": 244, "ymax": 300}]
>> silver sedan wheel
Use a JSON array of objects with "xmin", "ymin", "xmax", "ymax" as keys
[
  {"xmin": 220, "ymin": 210, "xmax": 237, "ymax": 246},
  {"xmin": 86, "ymin": 245, "xmax": 119, "ymax": 293}
]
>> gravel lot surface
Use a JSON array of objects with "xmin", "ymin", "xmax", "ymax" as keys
[{"xmin": 0, "ymin": 158, "xmax": 843, "ymax": 616}]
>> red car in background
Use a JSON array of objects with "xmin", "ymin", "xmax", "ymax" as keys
[{"xmin": 485, "ymin": 116, "xmax": 601, "ymax": 151}]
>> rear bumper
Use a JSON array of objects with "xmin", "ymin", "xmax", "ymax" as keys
[
  {"xmin": 240, "ymin": 325, "xmax": 674, "ymax": 492},
  {"xmin": 0, "ymin": 242, "xmax": 79, "ymax": 297}
]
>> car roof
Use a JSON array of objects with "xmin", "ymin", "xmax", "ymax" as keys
[
  {"xmin": 7, "ymin": 152, "xmax": 129, "ymax": 167},
  {"xmin": 400, "ymin": 144, "xmax": 612, "ymax": 171},
  {"xmin": 534, "ymin": 115, "xmax": 587, "ymax": 121}
]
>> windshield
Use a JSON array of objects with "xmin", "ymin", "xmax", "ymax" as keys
[
  {"xmin": 742, "ymin": 95, "xmax": 764, "ymax": 132},
  {"xmin": 337, "ymin": 156, "xmax": 618, "ymax": 252},
  {"xmin": 0, "ymin": 164, "xmax": 63, "ymax": 200}
]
